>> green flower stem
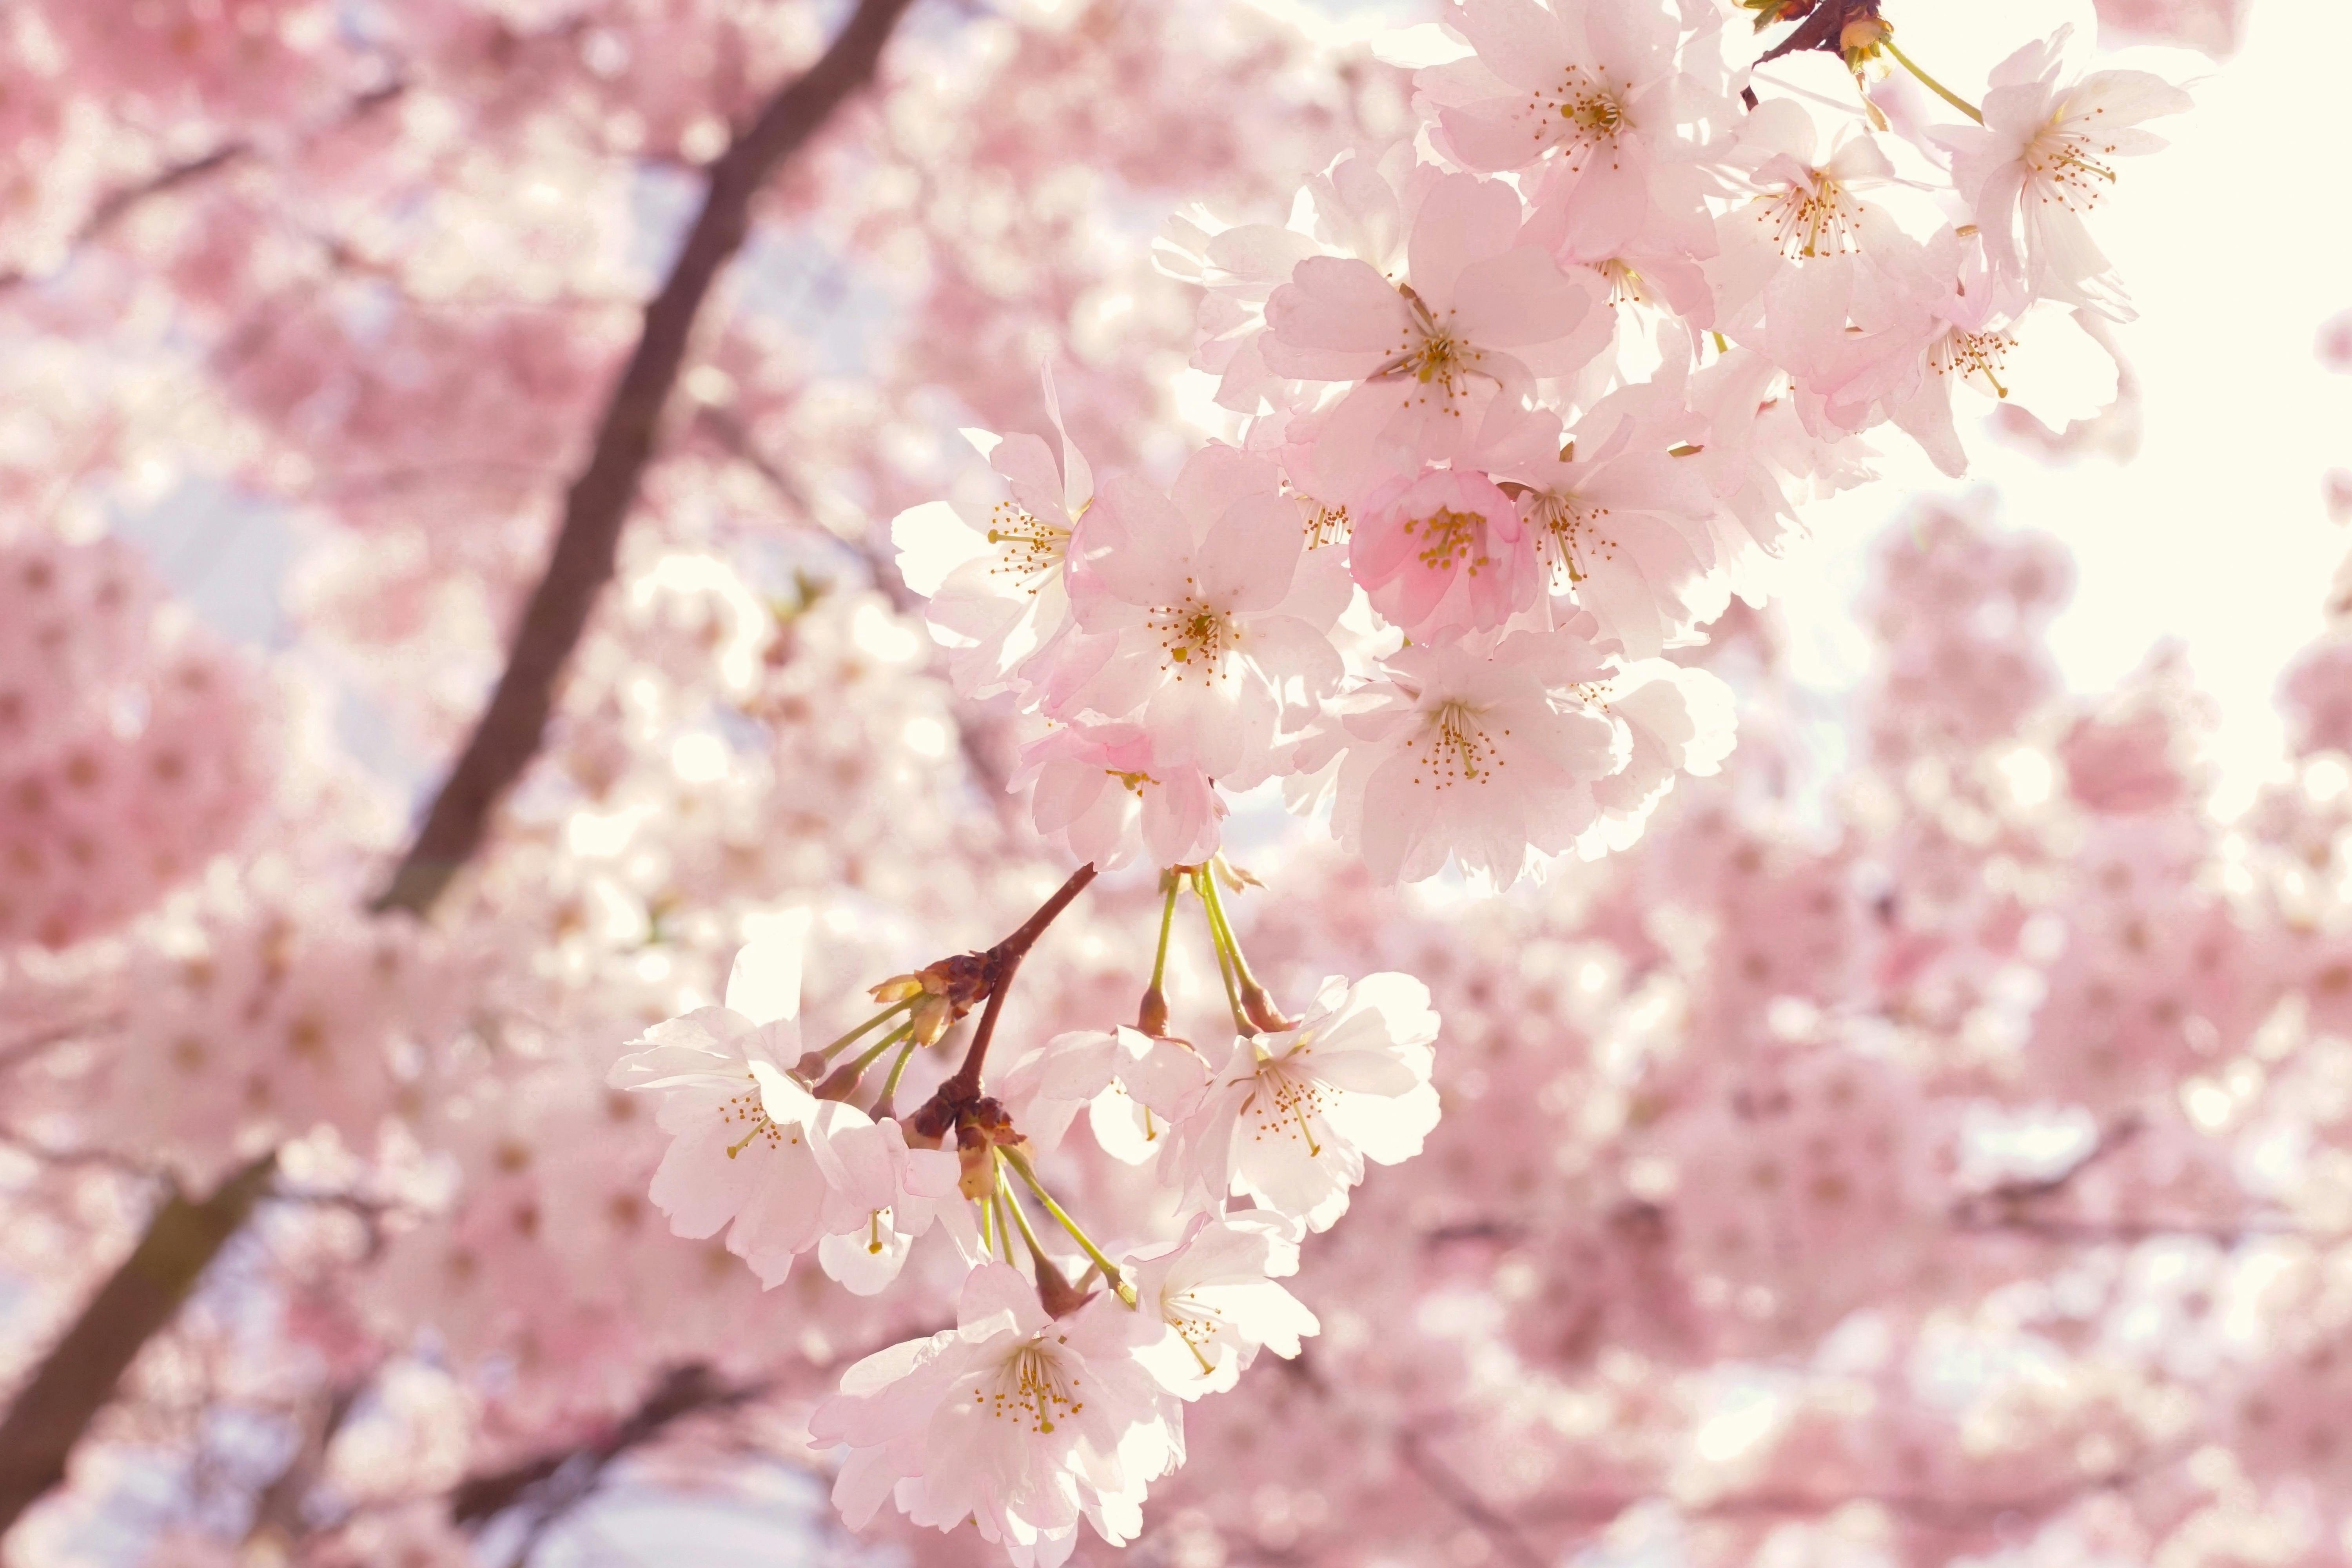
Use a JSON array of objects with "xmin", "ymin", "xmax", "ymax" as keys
[
  {"xmin": 996, "ymin": 1165, "xmax": 1056, "ymax": 1274},
  {"xmin": 1001, "ymin": 1149, "xmax": 1137, "ymax": 1306},
  {"xmin": 1149, "ymin": 871, "xmax": 1181, "ymax": 995},
  {"xmin": 1194, "ymin": 871, "xmax": 1250, "ymax": 1030},
  {"xmin": 1199, "ymin": 860, "xmax": 1271, "ymax": 996},
  {"xmin": 875, "ymin": 1036, "xmax": 921, "ymax": 1106},
  {"xmin": 989, "ymin": 1186, "xmax": 1018, "ymax": 1265},
  {"xmin": 838, "ymin": 1019, "xmax": 915, "ymax": 1081},
  {"xmin": 816, "ymin": 998, "xmax": 914, "ymax": 1062},
  {"xmin": 1882, "ymin": 36, "xmax": 1984, "ymax": 124}
]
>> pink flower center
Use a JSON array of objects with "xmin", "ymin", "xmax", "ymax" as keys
[
  {"xmin": 1529, "ymin": 491, "xmax": 1614, "ymax": 586},
  {"xmin": 1929, "ymin": 328, "xmax": 2013, "ymax": 397},
  {"xmin": 1753, "ymin": 168, "xmax": 1868, "ymax": 259},
  {"xmin": 1403, "ymin": 701, "xmax": 1504, "ymax": 788},
  {"xmin": 1402, "ymin": 507, "xmax": 1492, "ymax": 576},
  {"xmin": 1526, "ymin": 66, "xmax": 1626, "ymax": 163},
  {"xmin": 2025, "ymin": 119, "xmax": 2121, "ymax": 214},
  {"xmin": 1151, "ymin": 597, "xmax": 1236, "ymax": 678},
  {"xmin": 984, "ymin": 1343, "xmax": 1084, "ymax": 1435},
  {"xmin": 983, "ymin": 503, "xmax": 1069, "ymax": 591}
]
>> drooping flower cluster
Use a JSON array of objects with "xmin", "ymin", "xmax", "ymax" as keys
[
  {"xmin": 608, "ymin": 866, "xmax": 1437, "ymax": 1565},
  {"xmin": 894, "ymin": 0, "xmax": 2185, "ymax": 893},
  {"xmin": 598, "ymin": 4, "xmax": 2191, "ymax": 1560}
]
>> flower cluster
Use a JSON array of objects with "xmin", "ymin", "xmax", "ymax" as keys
[
  {"xmin": 0, "ymin": 535, "xmax": 266, "ymax": 948},
  {"xmin": 897, "ymin": 0, "xmax": 2184, "ymax": 890},
  {"xmin": 611, "ymin": 871, "xmax": 1438, "ymax": 1564}
]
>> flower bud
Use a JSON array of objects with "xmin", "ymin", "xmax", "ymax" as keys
[
  {"xmin": 1033, "ymin": 1257, "xmax": 1100, "ymax": 1320},
  {"xmin": 1839, "ymin": 13, "xmax": 1888, "ymax": 65},
  {"xmin": 1241, "ymin": 979, "xmax": 1294, "ymax": 1034},
  {"xmin": 1136, "ymin": 983, "xmax": 1170, "ymax": 1038},
  {"xmin": 813, "ymin": 1060, "xmax": 866, "ymax": 1101}
]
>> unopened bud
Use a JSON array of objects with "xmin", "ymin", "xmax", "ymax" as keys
[
  {"xmin": 813, "ymin": 1061, "xmax": 866, "ymax": 1101},
  {"xmin": 1241, "ymin": 980, "xmax": 1294, "ymax": 1034},
  {"xmin": 1136, "ymin": 984, "xmax": 1170, "ymax": 1038},
  {"xmin": 1034, "ymin": 1257, "xmax": 1099, "ymax": 1320},
  {"xmin": 1840, "ymin": 13, "xmax": 1889, "ymax": 62},
  {"xmin": 792, "ymin": 1051, "xmax": 832, "ymax": 1081}
]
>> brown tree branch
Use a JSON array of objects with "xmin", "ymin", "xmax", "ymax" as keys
[
  {"xmin": 0, "ymin": 80, "xmax": 407, "ymax": 296},
  {"xmin": 940, "ymin": 864, "xmax": 1099, "ymax": 1103},
  {"xmin": 1517, "ymin": 1465, "xmax": 2146, "ymax": 1531},
  {"xmin": 0, "ymin": 1151, "xmax": 278, "ymax": 1533},
  {"xmin": 1396, "ymin": 1434, "xmax": 1547, "ymax": 1568},
  {"xmin": 0, "ymin": 1014, "xmax": 122, "ymax": 1076},
  {"xmin": 372, "ymin": 0, "xmax": 921, "ymax": 916},
  {"xmin": 241, "ymin": 1374, "xmax": 372, "ymax": 1555},
  {"xmin": 448, "ymin": 1362, "xmax": 769, "ymax": 1564}
]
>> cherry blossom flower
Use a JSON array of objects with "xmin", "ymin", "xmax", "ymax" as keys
[
  {"xmin": 1708, "ymin": 99, "xmax": 1907, "ymax": 334},
  {"xmin": 1047, "ymin": 443, "xmax": 1348, "ymax": 784},
  {"xmin": 1159, "ymin": 144, "xmax": 1430, "ymax": 415},
  {"xmin": 810, "ymin": 1262, "xmax": 1180, "ymax": 1568},
  {"xmin": 1482, "ymin": 377, "xmax": 1727, "ymax": 657},
  {"xmin": 1523, "ymin": 153, "xmax": 1719, "ymax": 358},
  {"xmin": 605, "ymin": 925, "xmax": 840, "ymax": 1287},
  {"xmin": 1011, "ymin": 722, "xmax": 1226, "ymax": 871},
  {"xmin": 1348, "ymin": 465, "xmax": 1542, "ymax": 646},
  {"xmin": 1583, "ymin": 658, "xmax": 1737, "ymax": 853},
  {"xmin": 1127, "ymin": 1213, "xmax": 1319, "ymax": 1398},
  {"xmin": 1169, "ymin": 972, "xmax": 1441, "ymax": 1230},
  {"xmin": 0, "ymin": 0, "xmax": 2247, "ymax": 1557},
  {"xmin": 813, "ymin": 1110, "xmax": 978, "ymax": 1296},
  {"xmin": 1934, "ymin": 29, "xmax": 2192, "ymax": 313},
  {"xmin": 996, "ymin": 1025, "xmax": 1215, "ymax": 1163},
  {"xmin": 893, "ymin": 372, "xmax": 1095, "ymax": 701},
  {"xmin": 1416, "ymin": 0, "xmax": 1730, "ymax": 253},
  {"xmin": 1800, "ymin": 231, "xmax": 2119, "ymax": 476},
  {"xmin": 1262, "ymin": 171, "xmax": 1601, "ymax": 481},
  {"xmin": 1317, "ymin": 630, "xmax": 1629, "ymax": 886}
]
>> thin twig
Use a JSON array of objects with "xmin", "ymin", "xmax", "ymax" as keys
[
  {"xmin": 0, "ymin": 1014, "xmax": 122, "ymax": 1076},
  {"xmin": 0, "ymin": 1128, "xmax": 164, "ymax": 1180},
  {"xmin": 1396, "ymin": 1434, "xmax": 1547, "ymax": 1568},
  {"xmin": 1959, "ymin": 1113, "xmax": 2144, "ymax": 1210},
  {"xmin": 938, "ymin": 864, "xmax": 1098, "ymax": 1101},
  {"xmin": 0, "ymin": 1151, "xmax": 280, "ymax": 1530},
  {"xmin": 0, "ymin": 80, "xmax": 408, "ymax": 295},
  {"xmin": 449, "ymin": 1362, "xmax": 771, "ymax": 1557}
]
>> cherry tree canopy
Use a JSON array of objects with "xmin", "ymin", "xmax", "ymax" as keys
[{"xmin": 11, "ymin": 0, "xmax": 2352, "ymax": 1566}]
